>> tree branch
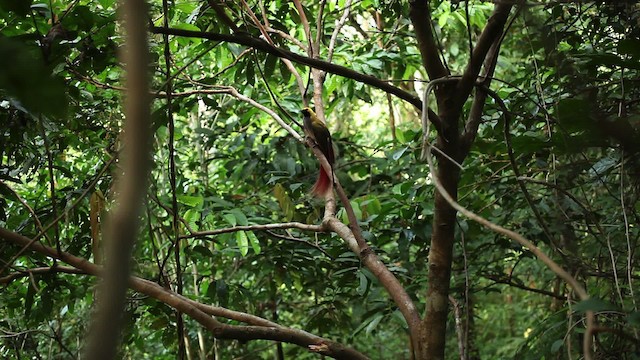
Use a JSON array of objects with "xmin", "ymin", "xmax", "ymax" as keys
[
  {"xmin": 408, "ymin": 0, "xmax": 449, "ymax": 80},
  {"xmin": 0, "ymin": 227, "xmax": 369, "ymax": 360},
  {"xmin": 179, "ymin": 222, "xmax": 323, "ymax": 240},
  {"xmin": 0, "ymin": 266, "xmax": 86, "ymax": 285},
  {"xmin": 305, "ymin": 140, "xmax": 422, "ymax": 352},
  {"xmin": 454, "ymin": 4, "xmax": 512, "ymax": 109},
  {"xmin": 421, "ymin": 84, "xmax": 595, "ymax": 360},
  {"xmin": 149, "ymin": 26, "xmax": 425, "ymax": 111}
]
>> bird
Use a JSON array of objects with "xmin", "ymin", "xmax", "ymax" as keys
[{"xmin": 301, "ymin": 107, "xmax": 335, "ymax": 197}]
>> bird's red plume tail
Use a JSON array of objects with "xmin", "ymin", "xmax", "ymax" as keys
[{"xmin": 311, "ymin": 166, "xmax": 332, "ymax": 197}]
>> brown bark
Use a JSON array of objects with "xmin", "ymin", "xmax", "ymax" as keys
[
  {"xmin": 418, "ymin": 117, "xmax": 462, "ymax": 360},
  {"xmin": 409, "ymin": 2, "xmax": 513, "ymax": 359}
]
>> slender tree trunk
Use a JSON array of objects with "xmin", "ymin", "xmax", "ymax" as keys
[
  {"xmin": 418, "ymin": 107, "xmax": 462, "ymax": 359},
  {"xmin": 421, "ymin": 163, "xmax": 461, "ymax": 359}
]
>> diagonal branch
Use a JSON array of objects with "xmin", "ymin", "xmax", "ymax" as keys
[
  {"xmin": 179, "ymin": 222, "xmax": 323, "ymax": 240},
  {"xmin": 409, "ymin": 0, "xmax": 449, "ymax": 80},
  {"xmin": 149, "ymin": 26, "xmax": 424, "ymax": 110},
  {"xmin": 421, "ymin": 84, "xmax": 595, "ymax": 360},
  {"xmin": 460, "ymin": 31, "xmax": 504, "ymax": 156},
  {"xmin": 306, "ymin": 139, "xmax": 421, "ymax": 352},
  {"xmin": 239, "ymin": 0, "xmax": 307, "ymax": 97},
  {"xmin": 0, "ymin": 227, "xmax": 369, "ymax": 360},
  {"xmin": 454, "ymin": 4, "xmax": 512, "ymax": 109}
]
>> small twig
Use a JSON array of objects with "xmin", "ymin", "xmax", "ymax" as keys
[
  {"xmin": 239, "ymin": 0, "xmax": 306, "ymax": 96},
  {"xmin": 326, "ymin": 0, "xmax": 353, "ymax": 63},
  {"xmin": 419, "ymin": 76, "xmax": 465, "ymax": 168},
  {"xmin": 0, "ymin": 266, "xmax": 85, "ymax": 285},
  {"xmin": 161, "ymin": 0, "xmax": 186, "ymax": 356},
  {"xmin": 181, "ymin": 222, "xmax": 323, "ymax": 240},
  {"xmin": 0, "ymin": 180, "xmax": 53, "ymax": 247},
  {"xmin": 266, "ymin": 230, "xmax": 333, "ymax": 259},
  {"xmin": 483, "ymin": 274, "xmax": 567, "ymax": 300},
  {"xmin": 449, "ymin": 295, "xmax": 466, "ymax": 360},
  {"xmin": 620, "ymin": 153, "xmax": 637, "ymax": 310},
  {"xmin": 37, "ymin": 115, "xmax": 61, "ymax": 255}
]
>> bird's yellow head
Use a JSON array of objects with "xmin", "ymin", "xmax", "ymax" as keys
[{"xmin": 301, "ymin": 107, "xmax": 315, "ymax": 118}]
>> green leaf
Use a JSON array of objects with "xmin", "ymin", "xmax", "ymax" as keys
[
  {"xmin": 365, "ymin": 313, "xmax": 383, "ymax": 335},
  {"xmin": 236, "ymin": 230, "xmax": 249, "ymax": 256},
  {"xmin": 216, "ymin": 280, "xmax": 229, "ymax": 307},
  {"xmin": 391, "ymin": 146, "xmax": 408, "ymax": 161},
  {"xmin": 205, "ymin": 281, "xmax": 216, "ymax": 301},
  {"xmin": 361, "ymin": 196, "xmax": 381, "ymax": 216},
  {"xmin": 177, "ymin": 195, "xmax": 203, "ymax": 208},
  {"xmin": 556, "ymin": 98, "xmax": 596, "ymax": 133},
  {"xmin": 24, "ymin": 282, "xmax": 36, "ymax": 318},
  {"xmin": 274, "ymin": 183, "xmax": 294, "ymax": 221},
  {"xmin": 573, "ymin": 298, "xmax": 619, "ymax": 313},
  {"xmin": 174, "ymin": 23, "xmax": 201, "ymax": 32},
  {"xmin": 190, "ymin": 244, "xmax": 212, "ymax": 258},
  {"xmin": 183, "ymin": 208, "xmax": 200, "ymax": 231},
  {"xmin": 0, "ymin": 37, "xmax": 68, "ymax": 117},
  {"xmin": 247, "ymin": 231, "xmax": 261, "ymax": 255},
  {"xmin": 98, "ymin": 0, "xmax": 116, "ymax": 8},
  {"xmin": 223, "ymin": 213, "xmax": 237, "ymax": 227},
  {"xmin": 627, "ymin": 312, "xmax": 640, "ymax": 326},
  {"xmin": 356, "ymin": 270, "xmax": 368, "ymax": 296},
  {"xmin": 229, "ymin": 208, "xmax": 248, "ymax": 226}
]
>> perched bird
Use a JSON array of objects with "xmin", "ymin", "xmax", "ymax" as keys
[{"xmin": 302, "ymin": 107, "xmax": 335, "ymax": 197}]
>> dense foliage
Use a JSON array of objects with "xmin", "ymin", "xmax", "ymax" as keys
[{"xmin": 1, "ymin": 1, "xmax": 639, "ymax": 359}]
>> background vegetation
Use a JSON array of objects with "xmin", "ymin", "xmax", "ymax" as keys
[{"xmin": 1, "ymin": 0, "xmax": 639, "ymax": 359}]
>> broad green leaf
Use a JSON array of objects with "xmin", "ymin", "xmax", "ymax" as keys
[
  {"xmin": 247, "ymin": 231, "xmax": 261, "ymax": 255},
  {"xmin": 274, "ymin": 183, "xmax": 294, "ymax": 221},
  {"xmin": 223, "ymin": 213, "xmax": 236, "ymax": 227},
  {"xmin": 0, "ymin": 37, "xmax": 68, "ymax": 117},
  {"xmin": 365, "ymin": 313, "xmax": 384, "ymax": 335},
  {"xmin": 229, "ymin": 208, "xmax": 248, "ymax": 226},
  {"xmin": 573, "ymin": 298, "xmax": 618, "ymax": 313},
  {"xmin": 236, "ymin": 230, "xmax": 249, "ymax": 256},
  {"xmin": 177, "ymin": 195, "xmax": 203, "ymax": 208},
  {"xmin": 183, "ymin": 208, "xmax": 200, "ymax": 231},
  {"xmin": 356, "ymin": 270, "xmax": 368, "ymax": 296},
  {"xmin": 216, "ymin": 280, "xmax": 229, "ymax": 307}
]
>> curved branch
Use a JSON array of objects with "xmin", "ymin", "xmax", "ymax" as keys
[
  {"xmin": 327, "ymin": 0, "xmax": 353, "ymax": 63},
  {"xmin": 0, "ymin": 227, "xmax": 370, "ymax": 360},
  {"xmin": 149, "ymin": 26, "xmax": 425, "ymax": 111},
  {"xmin": 180, "ymin": 222, "xmax": 323, "ymax": 240},
  {"xmin": 305, "ymin": 141, "xmax": 421, "ymax": 352},
  {"xmin": 0, "ymin": 154, "xmax": 117, "ymax": 276}
]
